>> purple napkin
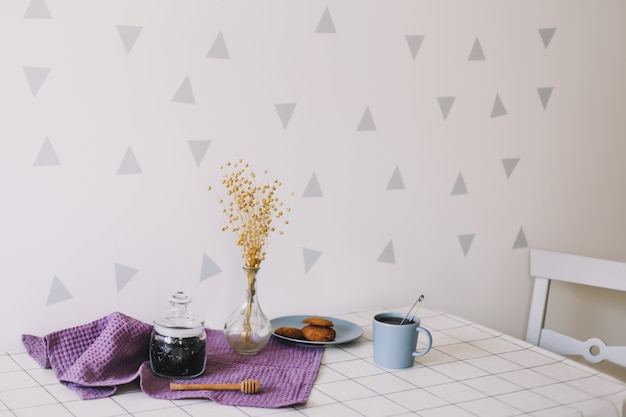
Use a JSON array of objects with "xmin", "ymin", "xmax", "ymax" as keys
[
  {"xmin": 22, "ymin": 312, "xmax": 151, "ymax": 398},
  {"xmin": 140, "ymin": 328, "xmax": 323, "ymax": 407},
  {"xmin": 22, "ymin": 312, "xmax": 324, "ymax": 408}
]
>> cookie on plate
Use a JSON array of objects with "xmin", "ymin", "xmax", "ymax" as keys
[
  {"xmin": 274, "ymin": 326, "xmax": 305, "ymax": 340},
  {"xmin": 302, "ymin": 317, "xmax": 334, "ymax": 327},
  {"xmin": 302, "ymin": 325, "xmax": 336, "ymax": 342}
]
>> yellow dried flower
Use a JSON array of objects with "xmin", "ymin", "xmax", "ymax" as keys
[{"xmin": 209, "ymin": 160, "xmax": 290, "ymax": 269}]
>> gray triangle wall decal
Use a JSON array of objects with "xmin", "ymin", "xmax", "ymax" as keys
[
  {"xmin": 357, "ymin": 107, "xmax": 377, "ymax": 131},
  {"xmin": 24, "ymin": 0, "xmax": 51, "ymax": 19},
  {"xmin": 491, "ymin": 94, "xmax": 507, "ymax": 118},
  {"xmin": 172, "ymin": 76, "xmax": 196, "ymax": 104},
  {"xmin": 303, "ymin": 173, "xmax": 323, "ymax": 197},
  {"xmin": 117, "ymin": 25, "xmax": 143, "ymax": 55},
  {"xmin": 275, "ymin": 103, "xmax": 296, "ymax": 129},
  {"xmin": 116, "ymin": 147, "xmax": 142, "ymax": 175},
  {"xmin": 316, "ymin": 7, "xmax": 336, "ymax": 33},
  {"xmin": 458, "ymin": 234, "xmax": 475, "ymax": 257},
  {"xmin": 468, "ymin": 38, "xmax": 485, "ymax": 61},
  {"xmin": 201, "ymin": 254, "xmax": 222, "ymax": 281},
  {"xmin": 23, "ymin": 66, "xmax": 51, "ymax": 97},
  {"xmin": 207, "ymin": 31, "xmax": 230, "ymax": 59},
  {"xmin": 115, "ymin": 263, "xmax": 138, "ymax": 293},
  {"xmin": 451, "ymin": 173, "xmax": 468, "ymax": 195},
  {"xmin": 378, "ymin": 240, "xmax": 396, "ymax": 264},
  {"xmin": 33, "ymin": 137, "xmax": 61, "ymax": 167},
  {"xmin": 513, "ymin": 228, "xmax": 528, "ymax": 249},
  {"xmin": 47, "ymin": 275, "xmax": 72, "ymax": 305},
  {"xmin": 188, "ymin": 140, "xmax": 211, "ymax": 167},
  {"xmin": 539, "ymin": 28, "xmax": 557, "ymax": 48},
  {"xmin": 387, "ymin": 166, "xmax": 405, "ymax": 190},
  {"xmin": 406, "ymin": 35, "xmax": 424, "ymax": 60},
  {"xmin": 303, "ymin": 248, "xmax": 322, "ymax": 273}
]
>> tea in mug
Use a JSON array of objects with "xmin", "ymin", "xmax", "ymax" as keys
[{"xmin": 378, "ymin": 317, "xmax": 415, "ymax": 325}]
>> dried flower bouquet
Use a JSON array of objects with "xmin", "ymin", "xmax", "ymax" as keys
[{"xmin": 209, "ymin": 160, "xmax": 290, "ymax": 349}]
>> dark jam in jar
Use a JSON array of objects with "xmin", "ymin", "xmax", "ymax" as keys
[
  {"xmin": 150, "ymin": 331, "xmax": 206, "ymax": 378},
  {"xmin": 149, "ymin": 292, "xmax": 206, "ymax": 379}
]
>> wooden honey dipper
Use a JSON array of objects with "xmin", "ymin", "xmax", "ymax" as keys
[{"xmin": 169, "ymin": 378, "xmax": 261, "ymax": 394}]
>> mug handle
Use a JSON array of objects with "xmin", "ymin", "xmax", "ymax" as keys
[{"xmin": 412, "ymin": 326, "xmax": 432, "ymax": 357}]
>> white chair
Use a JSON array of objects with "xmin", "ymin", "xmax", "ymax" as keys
[{"xmin": 526, "ymin": 248, "xmax": 626, "ymax": 367}]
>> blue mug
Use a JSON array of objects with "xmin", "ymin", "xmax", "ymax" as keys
[{"xmin": 373, "ymin": 312, "xmax": 433, "ymax": 369}]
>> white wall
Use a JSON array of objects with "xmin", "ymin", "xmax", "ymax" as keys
[{"xmin": 1, "ymin": 0, "xmax": 625, "ymax": 356}]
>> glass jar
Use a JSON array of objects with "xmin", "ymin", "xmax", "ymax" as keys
[{"xmin": 149, "ymin": 291, "xmax": 206, "ymax": 378}]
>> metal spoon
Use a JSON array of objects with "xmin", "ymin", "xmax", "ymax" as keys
[{"xmin": 400, "ymin": 294, "xmax": 424, "ymax": 325}]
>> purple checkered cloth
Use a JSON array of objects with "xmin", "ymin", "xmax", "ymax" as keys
[{"xmin": 22, "ymin": 312, "xmax": 324, "ymax": 408}]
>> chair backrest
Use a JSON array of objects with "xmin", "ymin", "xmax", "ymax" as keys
[{"xmin": 527, "ymin": 248, "xmax": 626, "ymax": 367}]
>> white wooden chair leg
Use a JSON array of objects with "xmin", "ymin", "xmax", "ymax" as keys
[{"xmin": 526, "ymin": 276, "xmax": 550, "ymax": 346}]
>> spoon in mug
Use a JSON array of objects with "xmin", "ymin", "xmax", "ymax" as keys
[{"xmin": 400, "ymin": 294, "xmax": 424, "ymax": 325}]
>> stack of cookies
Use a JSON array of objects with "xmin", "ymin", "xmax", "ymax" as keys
[{"xmin": 275, "ymin": 317, "xmax": 336, "ymax": 342}]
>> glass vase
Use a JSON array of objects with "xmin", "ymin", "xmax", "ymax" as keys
[{"xmin": 224, "ymin": 267, "xmax": 272, "ymax": 354}]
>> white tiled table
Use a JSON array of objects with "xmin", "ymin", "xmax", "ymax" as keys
[{"xmin": 2, "ymin": 307, "xmax": 626, "ymax": 417}]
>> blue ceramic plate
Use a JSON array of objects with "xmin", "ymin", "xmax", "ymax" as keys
[{"xmin": 270, "ymin": 315, "xmax": 363, "ymax": 346}]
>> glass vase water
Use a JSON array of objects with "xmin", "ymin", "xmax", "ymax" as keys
[{"xmin": 224, "ymin": 267, "xmax": 272, "ymax": 354}]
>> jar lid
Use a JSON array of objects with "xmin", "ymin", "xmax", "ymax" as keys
[{"xmin": 153, "ymin": 292, "xmax": 205, "ymax": 338}]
